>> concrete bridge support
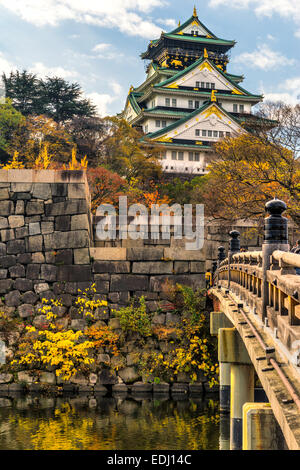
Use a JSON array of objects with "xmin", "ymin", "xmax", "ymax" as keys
[
  {"xmin": 210, "ymin": 312, "xmax": 233, "ymax": 413},
  {"xmin": 243, "ymin": 403, "xmax": 286, "ymax": 450},
  {"xmin": 218, "ymin": 327, "xmax": 254, "ymax": 450}
]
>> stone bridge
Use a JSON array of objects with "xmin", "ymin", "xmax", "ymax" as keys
[{"xmin": 209, "ymin": 198, "xmax": 300, "ymax": 450}]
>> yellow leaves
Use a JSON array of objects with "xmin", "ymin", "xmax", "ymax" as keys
[
  {"xmin": 1, "ymin": 151, "xmax": 24, "ymax": 169},
  {"xmin": 63, "ymin": 146, "xmax": 88, "ymax": 170}
]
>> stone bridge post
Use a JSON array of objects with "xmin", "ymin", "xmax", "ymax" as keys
[
  {"xmin": 228, "ymin": 231, "xmax": 240, "ymax": 289},
  {"xmin": 262, "ymin": 199, "xmax": 289, "ymax": 320}
]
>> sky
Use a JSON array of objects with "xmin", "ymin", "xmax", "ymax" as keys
[{"xmin": 0, "ymin": 0, "xmax": 299, "ymax": 116}]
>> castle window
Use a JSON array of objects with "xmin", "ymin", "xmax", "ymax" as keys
[
  {"xmin": 145, "ymin": 125, "xmax": 148, "ymax": 133},
  {"xmin": 213, "ymin": 130, "xmax": 218, "ymax": 137},
  {"xmin": 195, "ymin": 100, "xmax": 200, "ymax": 108},
  {"xmin": 206, "ymin": 82, "xmax": 210, "ymax": 88},
  {"xmin": 172, "ymin": 151, "xmax": 177, "ymax": 160},
  {"xmin": 156, "ymin": 120, "xmax": 161, "ymax": 128},
  {"xmin": 178, "ymin": 152, "xmax": 184, "ymax": 160},
  {"xmin": 172, "ymin": 98, "xmax": 177, "ymax": 107},
  {"xmin": 191, "ymin": 30, "xmax": 194, "ymax": 35},
  {"xmin": 219, "ymin": 131, "xmax": 224, "ymax": 137},
  {"xmin": 239, "ymin": 104, "xmax": 244, "ymax": 113},
  {"xmin": 233, "ymin": 104, "xmax": 238, "ymax": 112},
  {"xmin": 211, "ymin": 83, "xmax": 215, "ymax": 89},
  {"xmin": 202, "ymin": 130, "xmax": 207, "ymax": 137},
  {"xmin": 226, "ymin": 132, "xmax": 231, "ymax": 137},
  {"xmin": 196, "ymin": 81, "xmax": 200, "ymax": 88},
  {"xmin": 161, "ymin": 152, "xmax": 166, "ymax": 159},
  {"xmin": 195, "ymin": 129, "xmax": 200, "ymax": 136},
  {"xmin": 188, "ymin": 100, "xmax": 193, "ymax": 109},
  {"xmin": 208, "ymin": 130, "xmax": 212, "ymax": 137},
  {"xmin": 201, "ymin": 82, "xmax": 205, "ymax": 88},
  {"xmin": 194, "ymin": 153, "xmax": 200, "ymax": 162},
  {"xmin": 189, "ymin": 152, "xmax": 194, "ymax": 161},
  {"xmin": 165, "ymin": 98, "xmax": 170, "ymax": 106},
  {"xmin": 162, "ymin": 120, "xmax": 167, "ymax": 127}
]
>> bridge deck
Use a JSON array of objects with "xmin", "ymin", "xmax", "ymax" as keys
[{"xmin": 211, "ymin": 286, "xmax": 300, "ymax": 450}]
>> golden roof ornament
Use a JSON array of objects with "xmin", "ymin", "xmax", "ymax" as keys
[
  {"xmin": 204, "ymin": 48, "xmax": 208, "ymax": 58},
  {"xmin": 178, "ymin": 20, "xmax": 181, "ymax": 27},
  {"xmin": 211, "ymin": 90, "xmax": 217, "ymax": 102},
  {"xmin": 193, "ymin": 5, "xmax": 197, "ymax": 17}
]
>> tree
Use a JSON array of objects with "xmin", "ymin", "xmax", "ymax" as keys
[
  {"xmin": 2, "ymin": 70, "xmax": 96, "ymax": 124},
  {"xmin": 100, "ymin": 117, "xmax": 163, "ymax": 183},
  {"xmin": 2, "ymin": 70, "xmax": 43, "ymax": 116},
  {"xmin": 201, "ymin": 129, "xmax": 300, "ymax": 225},
  {"xmin": 87, "ymin": 167, "xmax": 128, "ymax": 212},
  {"xmin": 10, "ymin": 115, "xmax": 74, "ymax": 165},
  {"xmin": 40, "ymin": 77, "xmax": 96, "ymax": 124},
  {"xmin": 65, "ymin": 116, "xmax": 107, "ymax": 165},
  {"xmin": 0, "ymin": 98, "xmax": 25, "ymax": 161}
]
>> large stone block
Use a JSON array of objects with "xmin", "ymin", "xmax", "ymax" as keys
[
  {"xmin": 53, "ymin": 249, "xmax": 73, "ymax": 265},
  {"xmin": 55, "ymin": 216, "xmax": 71, "ymax": 232},
  {"xmin": 68, "ymin": 183, "xmax": 86, "ymax": 199},
  {"xmin": 32, "ymin": 183, "xmax": 51, "ymax": 200},
  {"xmin": 90, "ymin": 247, "xmax": 127, "ymax": 261},
  {"xmin": 15, "ymin": 200, "xmax": 25, "ymax": 215},
  {"xmin": 132, "ymin": 261, "xmax": 173, "ymax": 275},
  {"xmin": 127, "ymin": 247, "xmax": 164, "ymax": 261},
  {"xmin": 45, "ymin": 200, "xmax": 87, "ymax": 216},
  {"xmin": 27, "ymin": 235, "xmax": 43, "ymax": 252},
  {"xmin": 14, "ymin": 278, "xmax": 33, "ymax": 292},
  {"xmin": 40, "ymin": 264, "xmax": 57, "ymax": 282},
  {"xmin": 0, "ymin": 201, "xmax": 14, "ymax": 216},
  {"xmin": 1, "ymin": 229, "xmax": 15, "ymax": 242},
  {"xmin": 9, "ymin": 264, "xmax": 25, "ymax": 278},
  {"xmin": 0, "ymin": 242, "xmax": 6, "ymax": 256},
  {"xmin": 118, "ymin": 367, "xmax": 140, "ymax": 384},
  {"xmin": 173, "ymin": 261, "xmax": 189, "ymax": 274},
  {"xmin": 93, "ymin": 261, "xmax": 130, "ymax": 274},
  {"xmin": 0, "ymin": 217, "xmax": 8, "ymax": 229},
  {"xmin": 110, "ymin": 274, "xmax": 149, "ymax": 291},
  {"xmin": 0, "ymin": 188, "xmax": 9, "ymax": 200},
  {"xmin": 41, "ymin": 222, "xmax": 54, "ymax": 234},
  {"xmin": 43, "ymin": 230, "xmax": 89, "ymax": 250},
  {"xmin": 15, "ymin": 226, "xmax": 29, "ymax": 239},
  {"xmin": 51, "ymin": 183, "xmax": 67, "ymax": 197},
  {"xmin": 26, "ymin": 201, "xmax": 44, "ymax": 215},
  {"xmin": 0, "ymin": 279, "xmax": 13, "ymax": 293},
  {"xmin": 0, "ymin": 269, "xmax": 7, "ymax": 279},
  {"xmin": 190, "ymin": 262, "xmax": 205, "ymax": 273},
  {"xmin": 8, "ymin": 216, "xmax": 24, "ymax": 228},
  {"xmin": 71, "ymin": 214, "xmax": 89, "ymax": 231},
  {"xmin": 0, "ymin": 255, "xmax": 16, "ymax": 268},
  {"xmin": 6, "ymin": 239, "xmax": 25, "ymax": 255},
  {"xmin": 18, "ymin": 304, "xmax": 34, "ymax": 318},
  {"xmin": 150, "ymin": 274, "xmax": 204, "ymax": 292},
  {"xmin": 57, "ymin": 265, "xmax": 92, "ymax": 282},
  {"xmin": 74, "ymin": 248, "xmax": 90, "ymax": 265},
  {"xmin": 29, "ymin": 222, "xmax": 41, "ymax": 236},
  {"xmin": 4, "ymin": 290, "xmax": 21, "ymax": 307},
  {"xmin": 31, "ymin": 252, "xmax": 45, "ymax": 263},
  {"xmin": 11, "ymin": 183, "xmax": 32, "ymax": 192}
]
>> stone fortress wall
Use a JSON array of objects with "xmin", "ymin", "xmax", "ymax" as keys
[{"xmin": 0, "ymin": 169, "xmax": 298, "ymax": 391}]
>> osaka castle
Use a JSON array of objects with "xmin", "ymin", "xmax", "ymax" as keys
[{"xmin": 122, "ymin": 6, "xmax": 263, "ymax": 175}]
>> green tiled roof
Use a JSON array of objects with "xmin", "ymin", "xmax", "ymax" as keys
[
  {"xmin": 144, "ymin": 101, "xmax": 243, "ymax": 142},
  {"xmin": 163, "ymin": 33, "xmax": 235, "ymax": 46},
  {"xmin": 169, "ymin": 15, "xmax": 216, "ymax": 38},
  {"xmin": 154, "ymin": 56, "xmax": 262, "ymax": 98}
]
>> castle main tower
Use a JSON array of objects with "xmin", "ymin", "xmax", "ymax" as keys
[{"xmin": 122, "ymin": 7, "xmax": 263, "ymax": 175}]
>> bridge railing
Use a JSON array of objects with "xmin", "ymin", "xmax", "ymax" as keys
[{"xmin": 212, "ymin": 198, "xmax": 300, "ymax": 350}]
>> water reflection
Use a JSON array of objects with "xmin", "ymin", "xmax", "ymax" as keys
[{"xmin": 0, "ymin": 394, "xmax": 220, "ymax": 450}]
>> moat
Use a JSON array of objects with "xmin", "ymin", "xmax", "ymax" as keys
[{"xmin": 0, "ymin": 394, "xmax": 220, "ymax": 450}]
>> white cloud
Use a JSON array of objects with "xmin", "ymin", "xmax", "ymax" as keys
[
  {"xmin": 267, "ymin": 34, "xmax": 275, "ymax": 41},
  {"xmin": 91, "ymin": 43, "xmax": 124, "ymax": 61},
  {"xmin": 30, "ymin": 62, "xmax": 78, "ymax": 79},
  {"xmin": 260, "ymin": 76, "xmax": 300, "ymax": 105},
  {"xmin": 87, "ymin": 81, "xmax": 123, "ymax": 116},
  {"xmin": 0, "ymin": 0, "xmax": 167, "ymax": 38},
  {"xmin": 92, "ymin": 43, "xmax": 111, "ymax": 52},
  {"xmin": 0, "ymin": 52, "xmax": 15, "ymax": 75},
  {"xmin": 233, "ymin": 44, "xmax": 295, "ymax": 70},
  {"xmin": 157, "ymin": 18, "xmax": 177, "ymax": 29},
  {"xmin": 209, "ymin": 0, "xmax": 300, "ymax": 37}
]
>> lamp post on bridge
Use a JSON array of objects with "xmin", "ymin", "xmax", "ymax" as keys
[
  {"xmin": 228, "ymin": 230, "xmax": 240, "ymax": 289},
  {"xmin": 262, "ymin": 198, "xmax": 289, "ymax": 320}
]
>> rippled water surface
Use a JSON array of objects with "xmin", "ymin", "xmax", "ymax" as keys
[{"xmin": 0, "ymin": 394, "xmax": 220, "ymax": 450}]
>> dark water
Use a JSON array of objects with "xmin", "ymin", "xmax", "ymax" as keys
[{"xmin": 0, "ymin": 394, "xmax": 220, "ymax": 450}]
